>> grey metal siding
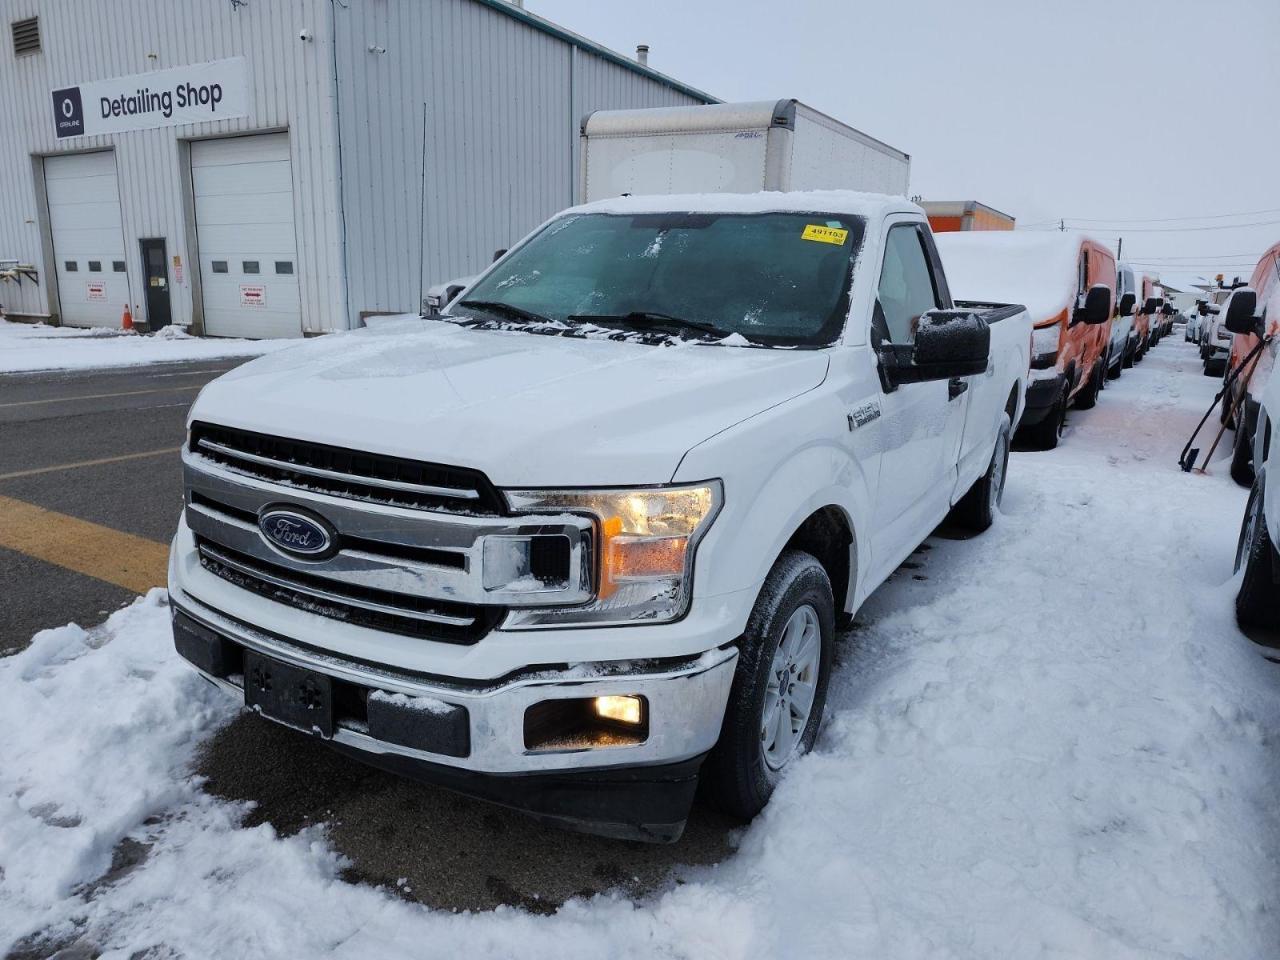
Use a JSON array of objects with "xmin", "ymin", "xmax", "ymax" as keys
[
  {"xmin": 335, "ymin": 0, "xmax": 712, "ymax": 321},
  {"xmin": 0, "ymin": 0, "xmax": 344, "ymax": 332}
]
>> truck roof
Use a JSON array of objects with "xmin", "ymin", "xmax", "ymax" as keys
[{"xmin": 567, "ymin": 189, "xmax": 921, "ymax": 221}]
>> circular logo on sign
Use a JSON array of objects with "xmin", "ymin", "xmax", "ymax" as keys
[
  {"xmin": 257, "ymin": 507, "xmax": 336, "ymax": 559},
  {"xmin": 61, "ymin": 97, "xmax": 75, "ymax": 118}
]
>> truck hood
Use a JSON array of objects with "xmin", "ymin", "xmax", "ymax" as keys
[{"xmin": 190, "ymin": 318, "xmax": 830, "ymax": 487}]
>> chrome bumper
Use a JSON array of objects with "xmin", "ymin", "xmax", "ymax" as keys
[{"xmin": 171, "ymin": 589, "xmax": 738, "ymax": 775}]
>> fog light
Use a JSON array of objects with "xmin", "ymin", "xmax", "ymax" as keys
[{"xmin": 594, "ymin": 694, "xmax": 643, "ymax": 725}]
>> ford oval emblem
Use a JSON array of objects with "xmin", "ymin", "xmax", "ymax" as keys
[{"xmin": 258, "ymin": 508, "xmax": 335, "ymax": 559}]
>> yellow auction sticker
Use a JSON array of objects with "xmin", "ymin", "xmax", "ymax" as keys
[{"xmin": 801, "ymin": 224, "xmax": 849, "ymax": 245}]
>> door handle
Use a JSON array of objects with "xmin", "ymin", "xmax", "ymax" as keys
[{"xmin": 948, "ymin": 378, "xmax": 968, "ymax": 401}]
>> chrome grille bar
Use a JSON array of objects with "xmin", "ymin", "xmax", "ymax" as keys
[
  {"xmin": 198, "ymin": 541, "xmax": 476, "ymax": 628},
  {"xmin": 197, "ymin": 438, "xmax": 480, "ymax": 501}
]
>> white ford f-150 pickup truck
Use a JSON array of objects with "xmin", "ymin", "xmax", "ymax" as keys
[{"xmin": 169, "ymin": 191, "xmax": 1031, "ymax": 841}]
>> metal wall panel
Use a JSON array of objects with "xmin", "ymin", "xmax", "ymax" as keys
[
  {"xmin": 0, "ymin": 0, "xmax": 344, "ymax": 332},
  {"xmin": 334, "ymin": 0, "xmax": 711, "ymax": 321}
]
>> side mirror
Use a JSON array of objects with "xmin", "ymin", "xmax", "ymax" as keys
[
  {"xmin": 492, "ymin": 248, "xmax": 508, "ymax": 263},
  {"xmin": 1160, "ymin": 303, "xmax": 1174, "ymax": 316},
  {"xmin": 1224, "ymin": 288, "xmax": 1258, "ymax": 335},
  {"xmin": 1141, "ymin": 297, "xmax": 1159, "ymax": 316},
  {"xmin": 1075, "ymin": 284, "xmax": 1111, "ymax": 325},
  {"xmin": 1118, "ymin": 292, "xmax": 1136, "ymax": 317},
  {"xmin": 878, "ymin": 310, "xmax": 991, "ymax": 388},
  {"xmin": 1206, "ymin": 304, "xmax": 1221, "ymax": 316}
]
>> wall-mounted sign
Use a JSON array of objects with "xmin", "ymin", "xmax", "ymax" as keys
[
  {"xmin": 52, "ymin": 58, "xmax": 250, "ymax": 140},
  {"xmin": 172, "ymin": 255, "xmax": 184, "ymax": 284},
  {"xmin": 86, "ymin": 281, "xmax": 106, "ymax": 301},
  {"xmin": 240, "ymin": 284, "xmax": 266, "ymax": 308}
]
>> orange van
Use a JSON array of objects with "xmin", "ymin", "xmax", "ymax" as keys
[
  {"xmin": 1131, "ymin": 275, "xmax": 1158, "ymax": 360},
  {"xmin": 1223, "ymin": 240, "xmax": 1280, "ymax": 485},
  {"xmin": 934, "ymin": 232, "xmax": 1116, "ymax": 449}
]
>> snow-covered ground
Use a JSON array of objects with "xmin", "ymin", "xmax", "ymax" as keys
[
  {"xmin": 3, "ymin": 338, "xmax": 1278, "ymax": 959},
  {"xmin": 0, "ymin": 320, "xmax": 293, "ymax": 373}
]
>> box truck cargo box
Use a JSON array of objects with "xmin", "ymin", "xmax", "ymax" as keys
[
  {"xmin": 922, "ymin": 200, "xmax": 1016, "ymax": 233},
  {"xmin": 579, "ymin": 99, "xmax": 910, "ymax": 202}
]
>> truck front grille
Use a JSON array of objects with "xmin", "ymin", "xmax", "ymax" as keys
[
  {"xmin": 195, "ymin": 537, "xmax": 502, "ymax": 643},
  {"xmin": 189, "ymin": 422, "xmax": 504, "ymax": 514}
]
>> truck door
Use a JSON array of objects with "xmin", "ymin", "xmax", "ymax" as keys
[{"xmin": 867, "ymin": 222, "xmax": 964, "ymax": 573}]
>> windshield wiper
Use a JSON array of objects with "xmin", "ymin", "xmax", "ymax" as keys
[
  {"xmin": 456, "ymin": 299, "xmax": 556, "ymax": 326},
  {"xmin": 570, "ymin": 311, "xmax": 732, "ymax": 340}
]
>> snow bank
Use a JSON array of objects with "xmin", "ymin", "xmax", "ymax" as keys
[
  {"xmin": 0, "ymin": 320, "xmax": 294, "ymax": 373},
  {"xmin": 936, "ymin": 231, "xmax": 1109, "ymax": 323},
  {"xmin": 3, "ymin": 341, "xmax": 1278, "ymax": 958}
]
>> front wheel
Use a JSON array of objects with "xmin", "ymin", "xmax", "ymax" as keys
[
  {"xmin": 1235, "ymin": 472, "xmax": 1280, "ymax": 632},
  {"xmin": 1021, "ymin": 382, "xmax": 1067, "ymax": 450},
  {"xmin": 702, "ymin": 550, "xmax": 835, "ymax": 821},
  {"xmin": 1074, "ymin": 361, "xmax": 1102, "ymax": 410},
  {"xmin": 1231, "ymin": 418, "xmax": 1255, "ymax": 488}
]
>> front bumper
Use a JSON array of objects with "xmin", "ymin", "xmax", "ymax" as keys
[
  {"xmin": 170, "ymin": 594, "xmax": 737, "ymax": 839},
  {"xmin": 1020, "ymin": 372, "xmax": 1067, "ymax": 427}
]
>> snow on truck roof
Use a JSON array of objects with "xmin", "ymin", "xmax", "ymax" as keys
[
  {"xmin": 935, "ymin": 230, "xmax": 1110, "ymax": 323},
  {"xmin": 567, "ymin": 190, "xmax": 920, "ymax": 221}
]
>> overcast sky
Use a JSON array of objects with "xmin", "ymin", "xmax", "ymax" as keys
[{"xmin": 530, "ymin": 0, "xmax": 1280, "ymax": 290}]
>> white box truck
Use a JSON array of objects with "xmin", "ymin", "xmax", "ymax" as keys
[{"xmin": 579, "ymin": 99, "xmax": 910, "ymax": 202}]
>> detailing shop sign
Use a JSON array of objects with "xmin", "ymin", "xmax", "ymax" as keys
[{"xmin": 52, "ymin": 58, "xmax": 249, "ymax": 139}]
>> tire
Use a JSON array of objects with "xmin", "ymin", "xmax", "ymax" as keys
[
  {"xmin": 1231, "ymin": 418, "xmax": 1255, "ymax": 488},
  {"xmin": 1021, "ymin": 381, "xmax": 1066, "ymax": 450},
  {"xmin": 1074, "ymin": 361, "xmax": 1102, "ymax": 410},
  {"xmin": 1235, "ymin": 471, "xmax": 1280, "ymax": 631},
  {"xmin": 1122, "ymin": 342, "xmax": 1135, "ymax": 369},
  {"xmin": 702, "ymin": 550, "xmax": 835, "ymax": 821},
  {"xmin": 949, "ymin": 415, "xmax": 1011, "ymax": 532},
  {"xmin": 1106, "ymin": 347, "xmax": 1123, "ymax": 380}
]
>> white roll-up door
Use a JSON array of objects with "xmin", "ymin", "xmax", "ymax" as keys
[
  {"xmin": 45, "ymin": 152, "xmax": 129, "ymax": 329},
  {"xmin": 192, "ymin": 133, "xmax": 301, "ymax": 339}
]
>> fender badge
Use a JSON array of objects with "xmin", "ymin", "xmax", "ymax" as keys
[{"xmin": 847, "ymin": 400, "xmax": 882, "ymax": 431}]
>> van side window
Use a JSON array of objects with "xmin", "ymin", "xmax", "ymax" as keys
[{"xmin": 875, "ymin": 225, "xmax": 941, "ymax": 345}]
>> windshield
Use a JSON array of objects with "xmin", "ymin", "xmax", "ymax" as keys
[{"xmin": 451, "ymin": 211, "xmax": 866, "ymax": 347}]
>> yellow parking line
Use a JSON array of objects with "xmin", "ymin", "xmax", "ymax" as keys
[
  {"xmin": 0, "ymin": 446, "xmax": 182, "ymax": 482},
  {"xmin": 0, "ymin": 383, "xmax": 205, "ymax": 408},
  {"xmin": 0, "ymin": 495, "xmax": 170, "ymax": 594}
]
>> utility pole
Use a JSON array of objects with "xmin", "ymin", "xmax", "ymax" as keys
[
  {"xmin": 1059, "ymin": 219, "xmax": 1065, "ymax": 232},
  {"xmin": 1117, "ymin": 236, "xmax": 1123, "ymax": 260}
]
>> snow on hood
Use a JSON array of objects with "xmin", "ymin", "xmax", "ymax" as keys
[
  {"xmin": 189, "ymin": 317, "xmax": 830, "ymax": 487},
  {"xmin": 935, "ymin": 231, "xmax": 1106, "ymax": 324}
]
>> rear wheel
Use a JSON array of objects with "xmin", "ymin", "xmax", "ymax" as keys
[
  {"xmin": 702, "ymin": 550, "xmax": 835, "ymax": 821},
  {"xmin": 949, "ymin": 415, "xmax": 1011, "ymax": 532},
  {"xmin": 1106, "ymin": 345, "xmax": 1123, "ymax": 380},
  {"xmin": 1235, "ymin": 472, "xmax": 1280, "ymax": 631},
  {"xmin": 1231, "ymin": 418, "xmax": 1255, "ymax": 487}
]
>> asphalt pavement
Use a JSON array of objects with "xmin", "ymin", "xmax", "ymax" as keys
[{"xmin": 0, "ymin": 356, "xmax": 735, "ymax": 912}]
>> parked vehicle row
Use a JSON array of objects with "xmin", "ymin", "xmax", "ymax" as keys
[{"xmin": 934, "ymin": 232, "xmax": 1172, "ymax": 450}]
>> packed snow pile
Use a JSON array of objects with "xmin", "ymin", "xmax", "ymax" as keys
[
  {"xmin": 2, "ymin": 341, "xmax": 1278, "ymax": 959},
  {"xmin": 0, "ymin": 319, "xmax": 294, "ymax": 373}
]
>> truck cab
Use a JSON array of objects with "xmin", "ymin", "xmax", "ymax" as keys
[{"xmin": 170, "ymin": 192, "xmax": 1029, "ymax": 840}]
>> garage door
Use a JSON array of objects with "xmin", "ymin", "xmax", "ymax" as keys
[
  {"xmin": 192, "ymin": 133, "xmax": 301, "ymax": 339},
  {"xmin": 45, "ymin": 152, "xmax": 129, "ymax": 329}
]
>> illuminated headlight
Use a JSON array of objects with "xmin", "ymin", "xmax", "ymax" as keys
[
  {"xmin": 1030, "ymin": 323, "xmax": 1062, "ymax": 370},
  {"xmin": 500, "ymin": 481, "xmax": 722, "ymax": 628}
]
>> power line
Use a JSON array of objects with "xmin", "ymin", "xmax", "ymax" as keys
[
  {"xmin": 1020, "ymin": 205, "xmax": 1280, "ymax": 226},
  {"xmin": 1019, "ymin": 218, "xmax": 1280, "ymax": 233},
  {"xmin": 1118, "ymin": 252, "xmax": 1261, "ymax": 261}
]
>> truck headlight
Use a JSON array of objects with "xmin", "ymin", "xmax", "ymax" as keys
[
  {"xmin": 500, "ymin": 481, "xmax": 722, "ymax": 628},
  {"xmin": 1030, "ymin": 322, "xmax": 1062, "ymax": 370}
]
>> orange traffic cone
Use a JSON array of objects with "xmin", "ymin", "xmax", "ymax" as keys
[{"xmin": 122, "ymin": 304, "xmax": 133, "ymax": 331}]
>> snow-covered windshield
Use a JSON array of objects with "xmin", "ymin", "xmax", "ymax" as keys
[{"xmin": 451, "ymin": 211, "xmax": 866, "ymax": 347}]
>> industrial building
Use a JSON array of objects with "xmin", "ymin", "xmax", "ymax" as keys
[{"xmin": 0, "ymin": 0, "xmax": 713, "ymax": 337}]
